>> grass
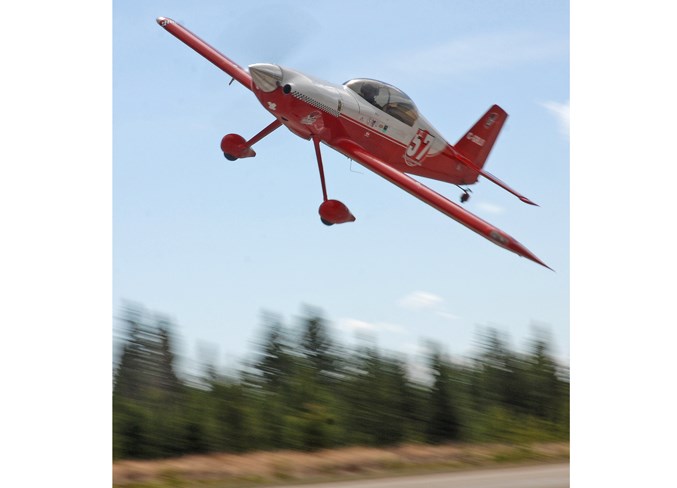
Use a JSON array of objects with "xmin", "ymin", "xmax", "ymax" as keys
[{"xmin": 113, "ymin": 441, "xmax": 569, "ymax": 488}]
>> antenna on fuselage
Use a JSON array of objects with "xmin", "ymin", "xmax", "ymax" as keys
[{"xmin": 348, "ymin": 158, "xmax": 364, "ymax": 175}]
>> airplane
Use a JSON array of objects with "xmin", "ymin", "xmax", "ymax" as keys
[{"xmin": 156, "ymin": 17, "xmax": 551, "ymax": 270}]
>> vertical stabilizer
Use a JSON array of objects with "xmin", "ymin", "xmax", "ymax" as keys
[{"xmin": 454, "ymin": 104, "xmax": 508, "ymax": 169}]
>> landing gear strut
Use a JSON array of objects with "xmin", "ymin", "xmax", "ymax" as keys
[
  {"xmin": 313, "ymin": 135, "xmax": 356, "ymax": 225},
  {"xmin": 220, "ymin": 119, "xmax": 282, "ymax": 160}
]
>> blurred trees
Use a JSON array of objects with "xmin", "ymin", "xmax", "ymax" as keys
[
  {"xmin": 113, "ymin": 304, "xmax": 185, "ymax": 458},
  {"xmin": 426, "ymin": 347, "xmax": 461, "ymax": 443},
  {"xmin": 113, "ymin": 304, "xmax": 569, "ymax": 460}
]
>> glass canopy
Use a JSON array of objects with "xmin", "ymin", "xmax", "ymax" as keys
[{"xmin": 344, "ymin": 79, "xmax": 419, "ymax": 126}]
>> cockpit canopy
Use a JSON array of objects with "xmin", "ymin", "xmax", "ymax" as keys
[{"xmin": 344, "ymin": 79, "xmax": 419, "ymax": 126}]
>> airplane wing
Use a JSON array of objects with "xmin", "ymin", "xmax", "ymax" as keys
[
  {"xmin": 156, "ymin": 17, "xmax": 252, "ymax": 90},
  {"xmin": 332, "ymin": 138, "xmax": 550, "ymax": 269}
]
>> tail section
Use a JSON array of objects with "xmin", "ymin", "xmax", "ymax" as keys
[
  {"xmin": 449, "ymin": 105, "xmax": 537, "ymax": 206},
  {"xmin": 454, "ymin": 104, "xmax": 508, "ymax": 169}
]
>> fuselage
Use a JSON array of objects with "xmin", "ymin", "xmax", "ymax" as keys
[{"xmin": 249, "ymin": 64, "xmax": 479, "ymax": 186}]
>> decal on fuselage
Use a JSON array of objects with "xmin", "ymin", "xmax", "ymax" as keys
[
  {"xmin": 360, "ymin": 115, "xmax": 379, "ymax": 128},
  {"xmin": 404, "ymin": 129, "xmax": 435, "ymax": 166},
  {"xmin": 301, "ymin": 111, "xmax": 321, "ymax": 125}
]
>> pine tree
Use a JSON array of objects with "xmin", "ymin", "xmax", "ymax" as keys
[
  {"xmin": 426, "ymin": 348, "xmax": 461, "ymax": 443},
  {"xmin": 526, "ymin": 328, "xmax": 563, "ymax": 421},
  {"xmin": 299, "ymin": 306, "xmax": 335, "ymax": 383},
  {"xmin": 113, "ymin": 304, "xmax": 147, "ymax": 401},
  {"xmin": 255, "ymin": 312, "xmax": 293, "ymax": 392},
  {"xmin": 113, "ymin": 305, "xmax": 188, "ymax": 458},
  {"xmin": 155, "ymin": 317, "xmax": 181, "ymax": 399}
]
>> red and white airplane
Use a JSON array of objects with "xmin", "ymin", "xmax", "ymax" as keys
[{"xmin": 157, "ymin": 17, "xmax": 550, "ymax": 269}]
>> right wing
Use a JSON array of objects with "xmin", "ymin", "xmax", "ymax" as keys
[
  {"xmin": 156, "ymin": 17, "xmax": 252, "ymax": 90},
  {"xmin": 332, "ymin": 138, "xmax": 550, "ymax": 269}
]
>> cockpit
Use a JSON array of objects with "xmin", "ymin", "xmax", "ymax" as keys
[{"xmin": 344, "ymin": 79, "xmax": 419, "ymax": 126}]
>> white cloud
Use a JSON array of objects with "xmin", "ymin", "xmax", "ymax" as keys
[
  {"xmin": 542, "ymin": 99, "xmax": 570, "ymax": 140},
  {"xmin": 340, "ymin": 318, "xmax": 374, "ymax": 332},
  {"xmin": 476, "ymin": 202, "xmax": 505, "ymax": 215},
  {"xmin": 338, "ymin": 318, "xmax": 406, "ymax": 335},
  {"xmin": 399, "ymin": 291, "xmax": 462, "ymax": 322},
  {"xmin": 436, "ymin": 311, "xmax": 459, "ymax": 321},
  {"xmin": 399, "ymin": 291, "xmax": 443, "ymax": 310}
]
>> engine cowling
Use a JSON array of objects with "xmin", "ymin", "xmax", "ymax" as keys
[{"xmin": 319, "ymin": 200, "xmax": 356, "ymax": 225}]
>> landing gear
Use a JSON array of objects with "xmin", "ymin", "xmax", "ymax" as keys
[
  {"xmin": 457, "ymin": 186, "xmax": 472, "ymax": 204},
  {"xmin": 220, "ymin": 119, "xmax": 282, "ymax": 161},
  {"xmin": 313, "ymin": 135, "xmax": 356, "ymax": 225}
]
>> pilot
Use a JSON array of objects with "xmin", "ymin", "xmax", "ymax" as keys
[{"xmin": 360, "ymin": 83, "xmax": 380, "ymax": 106}]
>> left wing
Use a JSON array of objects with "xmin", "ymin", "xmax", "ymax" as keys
[
  {"xmin": 332, "ymin": 139, "xmax": 550, "ymax": 269},
  {"xmin": 156, "ymin": 17, "xmax": 252, "ymax": 90}
]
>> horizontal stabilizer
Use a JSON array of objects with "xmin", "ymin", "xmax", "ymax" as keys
[{"xmin": 445, "ymin": 146, "xmax": 538, "ymax": 206}]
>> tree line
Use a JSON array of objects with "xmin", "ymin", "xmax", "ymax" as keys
[{"xmin": 113, "ymin": 304, "xmax": 569, "ymax": 460}]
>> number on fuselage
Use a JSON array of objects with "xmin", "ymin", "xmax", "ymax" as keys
[{"xmin": 405, "ymin": 129, "xmax": 435, "ymax": 166}]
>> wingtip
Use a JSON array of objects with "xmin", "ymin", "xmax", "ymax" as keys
[
  {"xmin": 531, "ymin": 256, "xmax": 554, "ymax": 272},
  {"xmin": 508, "ymin": 240, "xmax": 552, "ymax": 271},
  {"xmin": 526, "ymin": 255, "xmax": 554, "ymax": 271},
  {"xmin": 520, "ymin": 196, "xmax": 539, "ymax": 206},
  {"xmin": 156, "ymin": 16, "xmax": 173, "ymax": 26}
]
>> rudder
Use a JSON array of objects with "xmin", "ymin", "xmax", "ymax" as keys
[{"xmin": 454, "ymin": 104, "xmax": 508, "ymax": 169}]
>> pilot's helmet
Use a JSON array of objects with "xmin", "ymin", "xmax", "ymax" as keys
[{"xmin": 360, "ymin": 83, "xmax": 379, "ymax": 101}]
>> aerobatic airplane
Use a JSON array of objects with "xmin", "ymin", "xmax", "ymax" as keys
[{"xmin": 156, "ymin": 17, "xmax": 550, "ymax": 269}]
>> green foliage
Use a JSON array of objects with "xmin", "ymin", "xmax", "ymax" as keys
[
  {"xmin": 113, "ymin": 304, "xmax": 569, "ymax": 460},
  {"xmin": 426, "ymin": 347, "xmax": 461, "ymax": 443},
  {"xmin": 329, "ymin": 343, "xmax": 426, "ymax": 447}
]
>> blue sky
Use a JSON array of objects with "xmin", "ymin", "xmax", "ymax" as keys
[{"xmin": 113, "ymin": 0, "xmax": 570, "ymax": 374}]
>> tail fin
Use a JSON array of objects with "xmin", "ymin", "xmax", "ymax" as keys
[
  {"xmin": 454, "ymin": 104, "xmax": 508, "ymax": 169},
  {"xmin": 450, "ymin": 105, "xmax": 537, "ymax": 206}
]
